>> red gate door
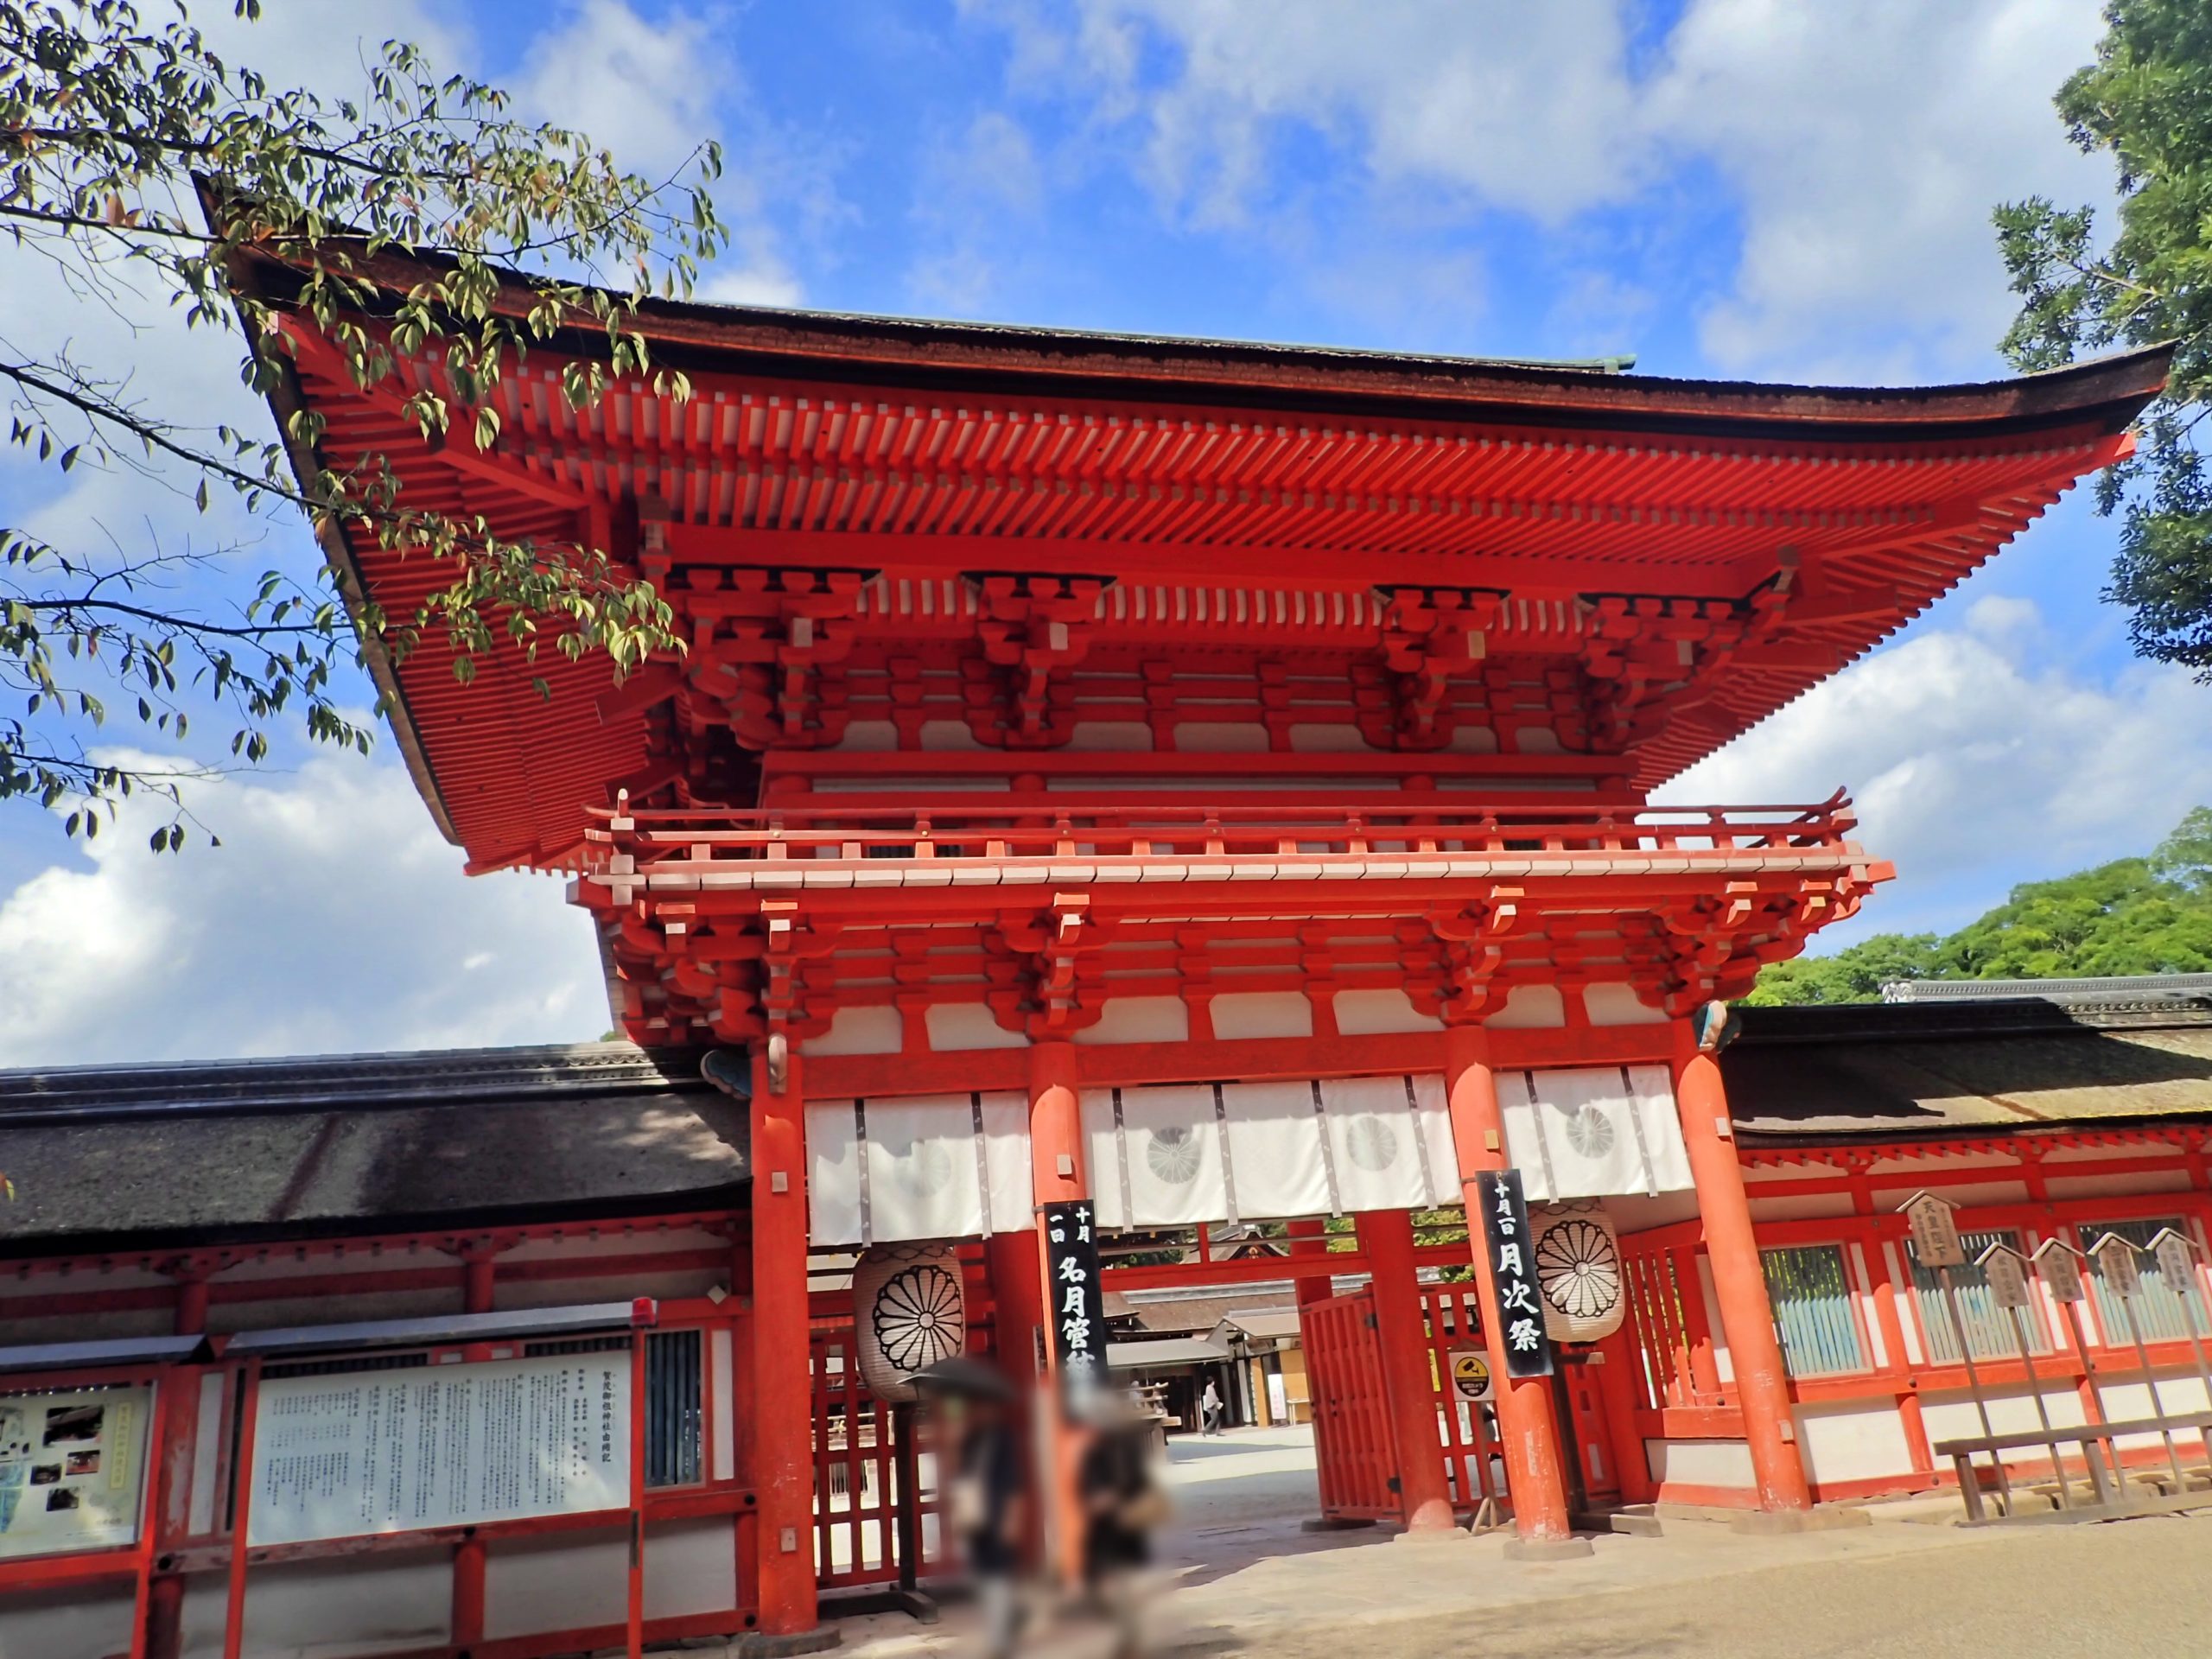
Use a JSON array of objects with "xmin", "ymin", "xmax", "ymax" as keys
[{"xmin": 1300, "ymin": 1289, "xmax": 1401, "ymax": 1521}]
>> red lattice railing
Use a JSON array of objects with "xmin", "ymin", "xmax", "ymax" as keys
[{"xmin": 584, "ymin": 791, "xmax": 1865, "ymax": 875}]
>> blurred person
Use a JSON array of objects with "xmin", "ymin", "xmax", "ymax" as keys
[
  {"xmin": 1198, "ymin": 1377, "xmax": 1223, "ymax": 1436},
  {"xmin": 1077, "ymin": 1392, "xmax": 1167, "ymax": 1659},
  {"xmin": 918, "ymin": 1358, "xmax": 1029, "ymax": 1659}
]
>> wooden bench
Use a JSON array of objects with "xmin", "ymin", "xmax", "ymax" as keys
[{"xmin": 1932, "ymin": 1412, "xmax": 2212, "ymax": 1524}]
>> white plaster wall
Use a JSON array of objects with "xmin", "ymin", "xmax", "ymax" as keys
[
  {"xmin": 645, "ymin": 1517, "xmax": 741, "ymax": 1619},
  {"xmin": 1173, "ymin": 722, "xmax": 1268, "ymax": 751},
  {"xmin": 1073, "ymin": 996, "xmax": 1190, "ymax": 1046},
  {"xmin": 1745, "ymin": 1192, "xmax": 1859, "ymax": 1222},
  {"xmin": 1287, "ymin": 722, "xmax": 1371, "ymax": 753},
  {"xmin": 1485, "ymin": 985, "xmax": 1565, "ymax": 1028},
  {"xmin": 1332, "ymin": 988, "xmax": 1445, "ymax": 1034},
  {"xmin": 918, "ymin": 720, "xmax": 983, "ymax": 751},
  {"xmin": 1919, "ymin": 1385, "xmax": 2100, "ymax": 1470},
  {"xmin": 486, "ymin": 1532, "xmax": 626, "ymax": 1641},
  {"xmin": 1063, "ymin": 721, "xmax": 1154, "ymax": 751},
  {"xmin": 925, "ymin": 1003, "xmax": 1028, "ymax": 1051},
  {"xmin": 1647, "ymin": 1438, "xmax": 1755, "ymax": 1490},
  {"xmin": 802, "ymin": 1005, "xmax": 906, "ymax": 1056},
  {"xmin": 2046, "ymin": 1170, "xmax": 2195, "ymax": 1201},
  {"xmin": 1208, "ymin": 992, "xmax": 1313, "ymax": 1040},
  {"xmin": 181, "ymin": 1550, "xmax": 452, "ymax": 1657},
  {"xmin": 830, "ymin": 720, "xmax": 898, "ymax": 751},
  {"xmin": 0, "ymin": 1586, "xmax": 134, "ymax": 1659},
  {"xmin": 1580, "ymin": 982, "xmax": 1668, "ymax": 1026},
  {"xmin": 1794, "ymin": 1402, "xmax": 1916, "ymax": 1486}
]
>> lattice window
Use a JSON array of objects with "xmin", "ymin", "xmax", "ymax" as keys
[
  {"xmin": 645, "ymin": 1329, "xmax": 704, "ymax": 1489},
  {"xmin": 2079, "ymin": 1218, "xmax": 2205, "ymax": 1347},
  {"xmin": 1760, "ymin": 1245, "xmax": 1866, "ymax": 1378},
  {"xmin": 1910, "ymin": 1229, "xmax": 2050, "ymax": 1362}
]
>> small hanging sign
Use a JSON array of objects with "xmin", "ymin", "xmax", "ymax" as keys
[
  {"xmin": 2090, "ymin": 1232, "xmax": 2144, "ymax": 1299},
  {"xmin": 1473, "ymin": 1169, "xmax": 1555, "ymax": 1379},
  {"xmin": 1900, "ymin": 1191, "xmax": 1966, "ymax": 1269},
  {"xmin": 2151, "ymin": 1227, "xmax": 2201, "ymax": 1294},
  {"xmin": 2032, "ymin": 1238, "xmax": 2088, "ymax": 1304},
  {"xmin": 1042, "ymin": 1200, "xmax": 1109, "ymax": 1408},
  {"xmin": 1978, "ymin": 1240, "xmax": 2031, "ymax": 1312}
]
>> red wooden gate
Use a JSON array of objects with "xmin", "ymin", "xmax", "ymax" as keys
[
  {"xmin": 1419, "ymin": 1284, "xmax": 1507, "ymax": 1513},
  {"xmin": 810, "ymin": 1319, "xmax": 944, "ymax": 1592},
  {"xmin": 1301, "ymin": 1288, "xmax": 1402, "ymax": 1521}
]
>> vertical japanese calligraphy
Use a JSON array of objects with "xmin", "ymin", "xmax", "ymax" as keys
[
  {"xmin": 1041, "ymin": 1200, "xmax": 1109, "ymax": 1408},
  {"xmin": 247, "ymin": 1351, "xmax": 632, "ymax": 1545},
  {"xmin": 1473, "ymin": 1170, "xmax": 1556, "ymax": 1379}
]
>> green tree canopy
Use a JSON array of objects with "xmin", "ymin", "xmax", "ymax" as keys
[
  {"xmin": 1994, "ymin": 0, "xmax": 2212, "ymax": 675},
  {"xmin": 3, "ymin": 1, "xmax": 727, "ymax": 846},
  {"xmin": 1750, "ymin": 808, "xmax": 2212, "ymax": 1003}
]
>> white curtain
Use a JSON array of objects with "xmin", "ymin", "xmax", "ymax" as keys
[{"xmin": 1500, "ymin": 1065, "xmax": 1691, "ymax": 1202}]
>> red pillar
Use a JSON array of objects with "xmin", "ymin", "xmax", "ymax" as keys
[
  {"xmin": 146, "ymin": 1274, "xmax": 210, "ymax": 1659},
  {"xmin": 1357, "ymin": 1210, "xmax": 1456, "ymax": 1531},
  {"xmin": 984, "ymin": 1224, "xmax": 1046, "ymax": 1565},
  {"xmin": 1442, "ymin": 1025, "xmax": 1580, "ymax": 1550},
  {"xmin": 752, "ymin": 1044, "xmax": 822, "ymax": 1637},
  {"xmin": 1027, "ymin": 1039, "xmax": 1089, "ymax": 1584},
  {"xmin": 1672, "ymin": 1025, "xmax": 1810, "ymax": 1514},
  {"xmin": 453, "ymin": 1248, "xmax": 497, "ymax": 1652}
]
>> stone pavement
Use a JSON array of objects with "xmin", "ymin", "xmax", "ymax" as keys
[{"xmin": 739, "ymin": 1424, "xmax": 2212, "ymax": 1659}]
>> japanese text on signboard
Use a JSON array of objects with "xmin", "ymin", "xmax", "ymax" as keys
[
  {"xmin": 1474, "ymin": 1170, "xmax": 1555, "ymax": 1379},
  {"xmin": 1042, "ymin": 1200, "xmax": 1108, "ymax": 1407}
]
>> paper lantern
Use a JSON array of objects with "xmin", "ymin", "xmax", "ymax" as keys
[
  {"xmin": 1530, "ymin": 1200, "xmax": 1625, "ymax": 1343},
  {"xmin": 851, "ymin": 1243, "xmax": 967, "ymax": 1402}
]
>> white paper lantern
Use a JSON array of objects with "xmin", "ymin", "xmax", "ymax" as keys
[
  {"xmin": 1530, "ymin": 1201, "xmax": 1625, "ymax": 1344},
  {"xmin": 851, "ymin": 1243, "xmax": 968, "ymax": 1402}
]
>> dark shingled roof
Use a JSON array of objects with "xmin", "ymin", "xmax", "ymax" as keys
[
  {"xmin": 8, "ymin": 993, "xmax": 2210, "ymax": 1257},
  {"xmin": 0, "ymin": 1042, "xmax": 746, "ymax": 1256},
  {"xmin": 1725, "ymin": 997, "xmax": 2212, "ymax": 1142}
]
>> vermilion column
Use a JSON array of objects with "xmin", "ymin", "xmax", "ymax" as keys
[
  {"xmin": 146, "ymin": 1275, "xmax": 210, "ymax": 1659},
  {"xmin": 1671, "ymin": 1023, "xmax": 1811, "ymax": 1513},
  {"xmin": 751, "ymin": 1045, "xmax": 821, "ymax": 1636},
  {"xmin": 1356, "ymin": 1210, "xmax": 1456, "ymax": 1531},
  {"xmin": 1027, "ymin": 1040, "xmax": 1090, "ymax": 1583},
  {"xmin": 984, "ymin": 1224, "xmax": 1046, "ymax": 1565},
  {"xmin": 1442, "ymin": 1024, "xmax": 1578, "ymax": 1548},
  {"xmin": 452, "ymin": 1249, "xmax": 498, "ymax": 1653}
]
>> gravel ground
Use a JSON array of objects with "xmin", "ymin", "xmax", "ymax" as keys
[{"xmin": 1186, "ymin": 1515, "xmax": 2212, "ymax": 1659}]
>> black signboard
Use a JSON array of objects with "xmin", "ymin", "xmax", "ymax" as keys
[
  {"xmin": 1041, "ymin": 1200, "xmax": 1108, "ymax": 1406},
  {"xmin": 1473, "ymin": 1169, "xmax": 1555, "ymax": 1379}
]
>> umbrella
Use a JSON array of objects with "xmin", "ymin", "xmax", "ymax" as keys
[{"xmin": 909, "ymin": 1354, "xmax": 1019, "ymax": 1403}]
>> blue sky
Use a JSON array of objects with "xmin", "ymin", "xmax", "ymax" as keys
[{"xmin": 4, "ymin": 0, "xmax": 2204, "ymax": 1064}]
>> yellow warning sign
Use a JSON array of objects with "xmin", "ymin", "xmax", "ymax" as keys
[{"xmin": 1450, "ymin": 1349, "xmax": 1493, "ymax": 1404}]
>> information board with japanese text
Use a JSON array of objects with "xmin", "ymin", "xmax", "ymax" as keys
[
  {"xmin": 0, "ymin": 1384, "xmax": 150, "ymax": 1560},
  {"xmin": 1473, "ymin": 1170, "xmax": 1555, "ymax": 1379},
  {"xmin": 1042, "ymin": 1200, "xmax": 1108, "ymax": 1407},
  {"xmin": 247, "ymin": 1350, "xmax": 631, "ymax": 1546}
]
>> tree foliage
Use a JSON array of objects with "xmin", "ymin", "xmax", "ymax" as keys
[
  {"xmin": 1994, "ymin": 0, "xmax": 2212, "ymax": 675},
  {"xmin": 1, "ymin": 1, "xmax": 728, "ymax": 846},
  {"xmin": 1748, "ymin": 807, "xmax": 2212, "ymax": 1004}
]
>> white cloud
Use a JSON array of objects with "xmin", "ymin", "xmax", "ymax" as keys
[
  {"xmin": 967, "ymin": 0, "xmax": 2111, "ymax": 379},
  {"xmin": 1003, "ymin": 0, "xmax": 1648, "ymax": 228},
  {"xmin": 1674, "ymin": 601, "xmax": 2212, "ymax": 940},
  {"xmin": 517, "ymin": 0, "xmax": 730, "ymax": 182},
  {"xmin": 0, "ymin": 756, "xmax": 609, "ymax": 1066},
  {"xmin": 1650, "ymin": 0, "xmax": 2111, "ymax": 381}
]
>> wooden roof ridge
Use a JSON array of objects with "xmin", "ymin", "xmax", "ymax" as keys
[
  {"xmin": 231, "ymin": 239, "xmax": 2173, "ymax": 440},
  {"xmin": 0, "ymin": 1038, "xmax": 712, "ymax": 1128}
]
